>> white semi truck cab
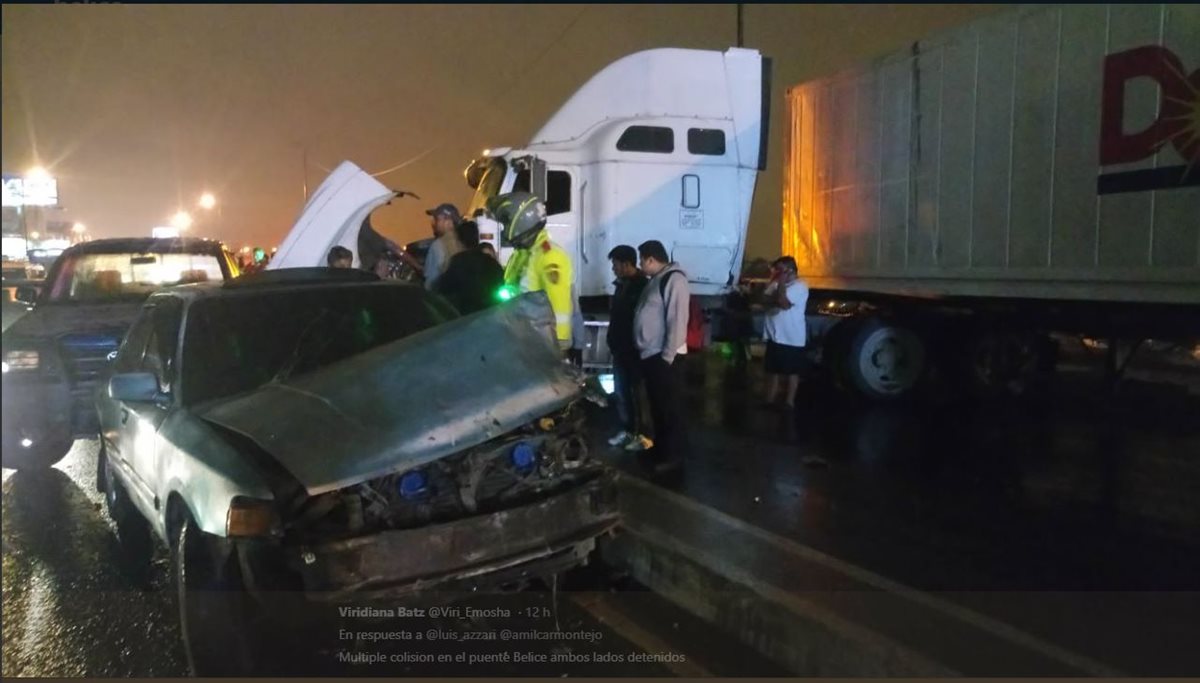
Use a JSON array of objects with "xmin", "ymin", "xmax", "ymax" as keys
[
  {"xmin": 270, "ymin": 47, "xmax": 771, "ymax": 366},
  {"xmin": 463, "ymin": 47, "xmax": 772, "ymax": 305}
]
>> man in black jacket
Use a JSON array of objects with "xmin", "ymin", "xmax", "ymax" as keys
[
  {"xmin": 606, "ymin": 245, "xmax": 652, "ymax": 451},
  {"xmin": 433, "ymin": 221, "xmax": 505, "ymax": 315}
]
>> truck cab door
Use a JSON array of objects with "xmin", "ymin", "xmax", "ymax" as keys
[{"xmin": 502, "ymin": 159, "xmax": 580, "ymax": 284}]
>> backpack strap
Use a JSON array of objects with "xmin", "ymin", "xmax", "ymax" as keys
[{"xmin": 658, "ymin": 269, "xmax": 684, "ymax": 301}]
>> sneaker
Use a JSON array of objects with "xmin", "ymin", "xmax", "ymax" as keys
[
  {"xmin": 607, "ymin": 431, "xmax": 633, "ymax": 447},
  {"xmin": 624, "ymin": 435, "xmax": 654, "ymax": 452}
]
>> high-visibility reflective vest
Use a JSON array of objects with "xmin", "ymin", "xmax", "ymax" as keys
[{"xmin": 504, "ymin": 230, "xmax": 573, "ymax": 344}]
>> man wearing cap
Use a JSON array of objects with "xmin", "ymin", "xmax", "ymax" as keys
[{"xmin": 423, "ymin": 203, "xmax": 464, "ymax": 290}]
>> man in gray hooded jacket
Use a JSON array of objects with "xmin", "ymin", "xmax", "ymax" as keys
[{"xmin": 633, "ymin": 240, "xmax": 690, "ymax": 473}]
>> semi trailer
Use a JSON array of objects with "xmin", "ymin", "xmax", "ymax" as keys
[{"xmin": 784, "ymin": 3, "xmax": 1199, "ymax": 398}]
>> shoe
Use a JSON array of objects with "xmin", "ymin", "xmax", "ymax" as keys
[
  {"xmin": 607, "ymin": 431, "xmax": 633, "ymax": 448},
  {"xmin": 624, "ymin": 435, "xmax": 654, "ymax": 452}
]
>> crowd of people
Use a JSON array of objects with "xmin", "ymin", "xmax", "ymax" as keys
[{"xmin": 322, "ymin": 192, "xmax": 809, "ymax": 479}]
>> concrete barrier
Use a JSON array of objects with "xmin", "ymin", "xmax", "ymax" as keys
[{"xmin": 601, "ymin": 473, "xmax": 1124, "ymax": 677}]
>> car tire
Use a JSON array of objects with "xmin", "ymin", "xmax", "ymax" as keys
[
  {"xmin": 1, "ymin": 434, "xmax": 73, "ymax": 471},
  {"xmin": 172, "ymin": 512, "xmax": 259, "ymax": 676},
  {"xmin": 101, "ymin": 446, "xmax": 154, "ymax": 586}
]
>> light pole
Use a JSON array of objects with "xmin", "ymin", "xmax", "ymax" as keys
[
  {"xmin": 21, "ymin": 167, "xmax": 52, "ymax": 257},
  {"xmin": 197, "ymin": 192, "xmax": 221, "ymax": 232}
]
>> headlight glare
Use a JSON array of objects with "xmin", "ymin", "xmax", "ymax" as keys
[{"xmin": 3, "ymin": 350, "xmax": 39, "ymax": 372}]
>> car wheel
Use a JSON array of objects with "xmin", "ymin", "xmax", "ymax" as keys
[
  {"xmin": 102, "ymin": 447, "xmax": 154, "ymax": 584},
  {"xmin": 1, "ymin": 433, "xmax": 73, "ymax": 470},
  {"xmin": 172, "ymin": 512, "xmax": 259, "ymax": 675}
]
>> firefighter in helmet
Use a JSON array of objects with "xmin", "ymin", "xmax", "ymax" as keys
[{"xmin": 488, "ymin": 191, "xmax": 574, "ymax": 348}]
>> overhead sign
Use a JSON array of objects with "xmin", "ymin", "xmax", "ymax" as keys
[
  {"xmin": 1, "ymin": 177, "xmax": 22, "ymax": 207},
  {"xmin": 1, "ymin": 174, "xmax": 60, "ymax": 207}
]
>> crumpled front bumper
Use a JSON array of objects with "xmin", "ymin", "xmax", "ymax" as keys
[{"xmin": 289, "ymin": 473, "xmax": 619, "ymax": 601}]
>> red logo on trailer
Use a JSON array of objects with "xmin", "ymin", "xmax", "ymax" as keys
[{"xmin": 1098, "ymin": 46, "xmax": 1199, "ymax": 194}]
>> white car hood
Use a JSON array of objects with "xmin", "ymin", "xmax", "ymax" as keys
[{"xmin": 268, "ymin": 161, "xmax": 395, "ymax": 270}]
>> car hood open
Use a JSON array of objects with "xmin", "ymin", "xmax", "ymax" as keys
[
  {"xmin": 267, "ymin": 160, "xmax": 396, "ymax": 271},
  {"xmin": 196, "ymin": 293, "xmax": 583, "ymax": 496}
]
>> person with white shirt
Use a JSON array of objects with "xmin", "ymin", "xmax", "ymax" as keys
[{"xmin": 763, "ymin": 256, "xmax": 810, "ymax": 409}]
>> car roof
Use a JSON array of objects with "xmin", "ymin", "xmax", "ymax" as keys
[
  {"xmin": 60, "ymin": 237, "xmax": 228, "ymax": 256},
  {"xmin": 150, "ymin": 268, "xmax": 401, "ymax": 304}
]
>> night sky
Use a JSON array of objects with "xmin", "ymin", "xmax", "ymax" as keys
[{"xmin": 2, "ymin": 3, "xmax": 999, "ymax": 258}]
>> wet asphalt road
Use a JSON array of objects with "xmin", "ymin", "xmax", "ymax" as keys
[{"xmin": 1, "ymin": 440, "xmax": 188, "ymax": 676}]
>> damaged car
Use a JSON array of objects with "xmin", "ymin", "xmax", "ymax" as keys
[{"xmin": 95, "ymin": 267, "xmax": 618, "ymax": 674}]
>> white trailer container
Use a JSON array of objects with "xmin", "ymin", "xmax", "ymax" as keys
[{"xmin": 783, "ymin": 4, "xmax": 1199, "ymax": 398}]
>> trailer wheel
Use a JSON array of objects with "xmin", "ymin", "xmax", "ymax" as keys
[
  {"xmin": 961, "ymin": 331, "xmax": 1056, "ymax": 398},
  {"xmin": 843, "ymin": 319, "xmax": 927, "ymax": 400}
]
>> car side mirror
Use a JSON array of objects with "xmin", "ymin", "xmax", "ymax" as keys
[
  {"xmin": 15, "ymin": 285, "xmax": 39, "ymax": 304},
  {"xmin": 108, "ymin": 372, "xmax": 164, "ymax": 403}
]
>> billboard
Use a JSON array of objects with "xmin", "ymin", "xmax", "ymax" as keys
[{"xmin": 2, "ymin": 174, "xmax": 59, "ymax": 207}]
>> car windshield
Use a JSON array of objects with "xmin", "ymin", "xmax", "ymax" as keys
[
  {"xmin": 180, "ymin": 284, "xmax": 455, "ymax": 406},
  {"xmin": 47, "ymin": 251, "xmax": 224, "ymax": 302}
]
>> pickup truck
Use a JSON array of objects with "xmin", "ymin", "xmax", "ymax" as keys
[{"xmin": 2, "ymin": 237, "xmax": 238, "ymax": 470}]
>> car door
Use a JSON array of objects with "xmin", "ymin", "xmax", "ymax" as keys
[
  {"xmin": 107, "ymin": 298, "xmax": 182, "ymax": 508},
  {"xmin": 101, "ymin": 310, "xmax": 154, "ymax": 475},
  {"xmin": 126, "ymin": 297, "xmax": 184, "ymax": 504}
]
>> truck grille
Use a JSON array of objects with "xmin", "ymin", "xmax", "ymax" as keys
[
  {"xmin": 58, "ymin": 333, "xmax": 121, "ymax": 383},
  {"xmin": 56, "ymin": 333, "xmax": 121, "ymax": 435}
]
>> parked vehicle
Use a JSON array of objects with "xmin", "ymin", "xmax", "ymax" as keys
[
  {"xmin": 2, "ymin": 237, "xmax": 239, "ymax": 469},
  {"xmin": 94, "ymin": 268, "xmax": 617, "ymax": 674},
  {"xmin": 783, "ymin": 3, "xmax": 1200, "ymax": 399}
]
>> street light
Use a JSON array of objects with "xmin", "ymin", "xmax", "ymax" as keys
[
  {"xmin": 26, "ymin": 166, "xmax": 50, "ymax": 181},
  {"xmin": 72, "ymin": 222, "xmax": 87, "ymax": 233},
  {"xmin": 170, "ymin": 211, "xmax": 193, "ymax": 231},
  {"xmin": 198, "ymin": 193, "xmax": 216, "ymax": 210}
]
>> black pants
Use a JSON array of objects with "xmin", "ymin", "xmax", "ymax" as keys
[
  {"xmin": 640, "ymin": 355, "xmax": 688, "ymax": 464},
  {"xmin": 612, "ymin": 351, "xmax": 642, "ymax": 434}
]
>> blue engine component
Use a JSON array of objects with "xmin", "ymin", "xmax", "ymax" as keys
[
  {"xmin": 397, "ymin": 470, "xmax": 428, "ymax": 499},
  {"xmin": 511, "ymin": 442, "xmax": 537, "ymax": 472}
]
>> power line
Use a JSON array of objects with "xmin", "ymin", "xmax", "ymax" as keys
[{"xmin": 366, "ymin": 6, "xmax": 590, "ymax": 179}]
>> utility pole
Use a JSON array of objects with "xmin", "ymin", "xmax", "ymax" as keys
[
  {"xmin": 736, "ymin": 3, "xmax": 744, "ymax": 47},
  {"xmin": 302, "ymin": 147, "xmax": 309, "ymax": 202}
]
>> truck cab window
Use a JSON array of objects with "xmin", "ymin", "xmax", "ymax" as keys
[
  {"xmin": 688, "ymin": 128, "xmax": 726, "ymax": 155},
  {"xmin": 617, "ymin": 126, "xmax": 675, "ymax": 153},
  {"xmin": 512, "ymin": 169, "xmax": 571, "ymax": 215}
]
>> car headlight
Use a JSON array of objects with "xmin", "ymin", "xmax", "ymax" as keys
[{"xmin": 2, "ymin": 350, "xmax": 39, "ymax": 373}]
